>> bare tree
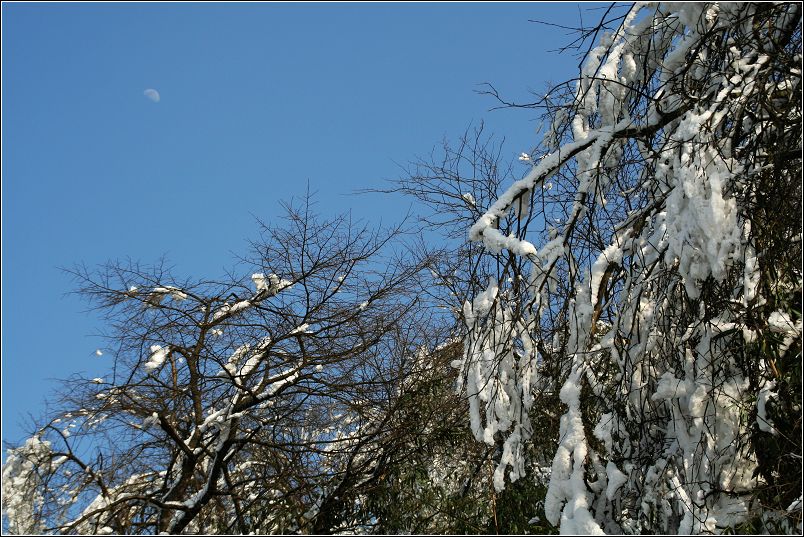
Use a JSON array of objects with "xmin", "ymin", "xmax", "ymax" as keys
[{"xmin": 2, "ymin": 195, "xmax": 447, "ymax": 534}]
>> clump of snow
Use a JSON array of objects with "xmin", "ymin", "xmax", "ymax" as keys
[
  {"xmin": 212, "ymin": 300, "xmax": 253, "ymax": 321},
  {"xmin": 142, "ymin": 413, "xmax": 160, "ymax": 429},
  {"xmin": 252, "ymin": 273, "xmax": 269, "ymax": 292},
  {"xmin": 166, "ymin": 286, "xmax": 188, "ymax": 301},
  {"xmin": 768, "ymin": 310, "xmax": 795, "ymax": 333},
  {"xmin": 144, "ymin": 286, "xmax": 187, "ymax": 306},
  {"xmin": 144, "ymin": 345, "xmax": 169, "ymax": 371},
  {"xmin": 756, "ymin": 380, "xmax": 777, "ymax": 435},
  {"xmin": 461, "ymin": 277, "xmax": 498, "ymax": 327},
  {"xmin": 230, "ymin": 300, "xmax": 252, "ymax": 314},
  {"xmin": 605, "ymin": 461, "xmax": 628, "ymax": 500},
  {"xmin": 251, "ymin": 273, "xmax": 291, "ymax": 295},
  {"xmin": 223, "ymin": 344, "xmax": 252, "ymax": 377},
  {"xmin": 289, "ymin": 323, "xmax": 311, "ymax": 335},
  {"xmin": 220, "ymin": 337, "xmax": 272, "ymax": 384}
]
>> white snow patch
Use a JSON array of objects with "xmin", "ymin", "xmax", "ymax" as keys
[
  {"xmin": 144, "ymin": 345, "xmax": 169, "ymax": 371},
  {"xmin": 757, "ymin": 380, "xmax": 777, "ymax": 435},
  {"xmin": 289, "ymin": 323, "xmax": 311, "ymax": 335}
]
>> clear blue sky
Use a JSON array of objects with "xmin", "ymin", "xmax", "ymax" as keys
[{"xmin": 2, "ymin": 2, "xmax": 595, "ymax": 447}]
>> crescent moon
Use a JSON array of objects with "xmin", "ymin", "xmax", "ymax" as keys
[{"xmin": 143, "ymin": 89, "xmax": 161, "ymax": 103}]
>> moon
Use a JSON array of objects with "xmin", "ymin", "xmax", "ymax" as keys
[{"xmin": 143, "ymin": 89, "xmax": 160, "ymax": 103}]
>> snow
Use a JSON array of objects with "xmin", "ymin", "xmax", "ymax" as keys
[
  {"xmin": 144, "ymin": 288, "xmax": 167, "ymax": 306},
  {"xmin": 142, "ymin": 413, "xmax": 160, "ymax": 429},
  {"xmin": 251, "ymin": 273, "xmax": 292, "ymax": 296},
  {"xmin": 144, "ymin": 345, "xmax": 169, "ymax": 371},
  {"xmin": 743, "ymin": 245, "xmax": 760, "ymax": 305},
  {"xmin": 238, "ymin": 354, "xmax": 262, "ymax": 378},
  {"xmin": 166, "ymin": 286, "xmax": 188, "ymax": 301},
  {"xmin": 652, "ymin": 371, "xmax": 691, "ymax": 402},
  {"xmin": 462, "ymin": 277, "xmax": 498, "ymax": 326},
  {"xmin": 145, "ymin": 286, "xmax": 187, "ymax": 306},
  {"xmin": 223, "ymin": 344, "xmax": 251, "ymax": 376},
  {"xmin": 259, "ymin": 368, "xmax": 301, "ymax": 399},
  {"xmin": 756, "ymin": 380, "xmax": 777, "ymax": 435},
  {"xmin": 605, "ymin": 461, "xmax": 627, "ymax": 500},
  {"xmin": 219, "ymin": 337, "xmax": 272, "ymax": 383},
  {"xmin": 589, "ymin": 230, "xmax": 630, "ymax": 308},
  {"xmin": 212, "ymin": 300, "xmax": 252, "ymax": 321},
  {"xmin": 2, "ymin": 436, "xmax": 52, "ymax": 533},
  {"xmin": 230, "ymin": 300, "xmax": 252, "ymax": 314},
  {"xmin": 289, "ymin": 323, "xmax": 311, "ymax": 335},
  {"xmin": 768, "ymin": 310, "xmax": 795, "ymax": 333},
  {"xmin": 592, "ymin": 413, "xmax": 615, "ymax": 453},
  {"xmin": 458, "ymin": 273, "xmax": 539, "ymax": 493},
  {"xmin": 252, "ymin": 273, "xmax": 269, "ymax": 292}
]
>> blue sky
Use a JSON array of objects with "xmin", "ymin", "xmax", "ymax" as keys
[{"xmin": 2, "ymin": 2, "xmax": 594, "ymax": 447}]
